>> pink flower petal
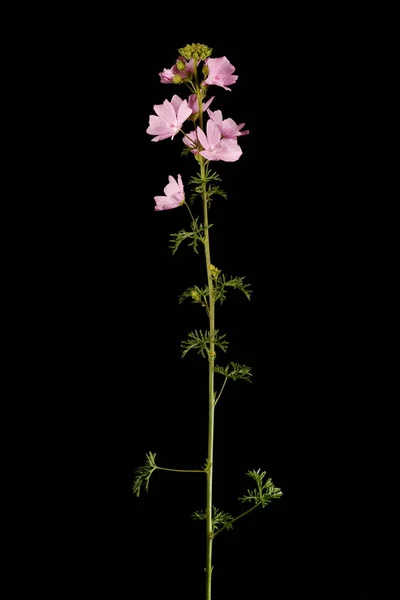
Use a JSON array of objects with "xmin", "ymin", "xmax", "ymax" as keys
[
  {"xmin": 217, "ymin": 138, "xmax": 242, "ymax": 162},
  {"xmin": 220, "ymin": 74, "xmax": 238, "ymax": 86},
  {"xmin": 170, "ymin": 94, "xmax": 183, "ymax": 113},
  {"xmin": 164, "ymin": 176, "xmax": 180, "ymax": 197},
  {"xmin": 220, "ymin": 118, "xmax": 239, "ymax": 138},
  {"xmin": 159, "ymin": 69, "xmax": 174, "ymax": 83},
  {"xmin": 177, "ymin": 174, "xmax": 184, "ymax": 195},
  {"xmin": 207, "ymin": 109, "xmax": 223, "ymax": 124},
  {"xmin": 183, "ymin": 130, "xmax": 197, "ymax": 148},
  {"xmin": 146, "ymin": 116, "xmax": 173, "ymax": 141},
  {"xmin": 177, "ymin": 100, "xmax": 192, "ymax": 125},
  {"xmin": 154, "ymin": 100, "xmax": 176, "ymax": 125},
  {"xmin": 150, "ymin": 133, "xmax": 173, "ymax": 142},
  {"xmin": 202, "ymin": 96, "xmax": 215, "ymax": 112},
  {"xmin": 154, "ymin": 175, "xmax": 185, "ymax": 211},
  {"xmin": 206, "ymin": 120, "xmax": 221, "ymax": 148},
  {"xmin": 196, "ymin": 126, "xmax": 209, "ymax": 151}
]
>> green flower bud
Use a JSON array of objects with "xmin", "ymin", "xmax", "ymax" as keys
[
  {"xmin": 176, "ymin": 59, "xmax": 186, "ymax": 71},
  {"xmin": 202, "ymin": 65, "xmax": 209, "ymax": 77},
  {"xmin": 178, "ymin": 43, "xmax": 213, "ymax": 61},
  {"xmin": 210, "ymin": 264, "xmax": 221, "ymax": 279},
  {"xmin": 172, "ymin": 74, "xmax": 182, "ymax": 84},
  {"xmin": 191, "ymin": 290, "xmax": 201, "ymax": 302},
  {"xmin": 200, "ymin": 47, "xmax": 212, "ymax": 61}
]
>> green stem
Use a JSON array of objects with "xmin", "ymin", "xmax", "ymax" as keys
[
  {"xmin": 157, "ymin": 467, "xmax": 205, "ymax": 474},
  {"xmin": 185, "ymin": 80, "xmax": 197, "ymax": 94},
  {"xmin": 194, "ymin": 64, "xmax": 213, "ymax": 599},
  {"xmin": 184, "ymin": 201, "xmax": 196, "ymax": 222},
  {"xmin": 201, "ymin": 154, "xmax": 215, "ymax": 600},
  {"xmin": 214, "ymin": 376, "xmax": 228, "ymax": 406},
  {"xmin": 213, "ymin": 503, "xmax": 260, "ymax": 538}
]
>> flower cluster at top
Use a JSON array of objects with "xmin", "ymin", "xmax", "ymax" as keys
[{"xmin": 147, "ymin": 44, "xmax": 249, "ymax": 211}]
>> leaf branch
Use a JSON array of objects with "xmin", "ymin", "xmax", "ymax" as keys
[
  {"xmin": 181, "ymin": 330, "xmax": 228, "ymax": 359},
  {"xmin": 133, "ymin": 452, "xmax": 206, "ymax": 497}
]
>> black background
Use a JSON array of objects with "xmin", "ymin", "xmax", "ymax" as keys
[{"xmin": 24, "ymin": 11, "xmax": 374, "ymax": 599}]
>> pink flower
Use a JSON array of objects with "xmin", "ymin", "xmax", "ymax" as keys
[
  {"xmin": 203, "ymin": 57, "xmax": 238, "ymax": 91},
  {"xmin": 207, "ymin": 109, "xmax": 250, "ymax": 138},
  {"xmin": 154, "ymin": 175, "xmax": 185, "ymax": 211},
  {"xmin": 187, "ymin": 94, "xmax": 215, "ymax": 115},
  {"xmin": 146, "ymin": 98, "xmax": 192, "ymax": 142},
  {"xmin": 159, "ymin": 57, "xmax": 194, "ymax": 83},
  {"xmin": 197, "ymin": 120, "xmax": 242, "ymax": 162},
  {"xmin": 159, "ymin": 68, "xmax": 175, "ymax": 84}
]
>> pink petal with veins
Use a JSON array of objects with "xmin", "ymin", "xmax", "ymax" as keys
[
  {"xmin": 196, "ymin": 126, "xmax": 209, "ymax": 150},
  {"xmin": 154, "ymin": 100, "xmax": 176, "ymax": 124},
  {"xmin": 206, "ymin": 120, "xmax": 221, "ymax": 148}
]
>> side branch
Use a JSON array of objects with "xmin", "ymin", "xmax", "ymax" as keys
[{"xmin": 133, "ymin": 451, "xmax": 206, "ymax": 497}]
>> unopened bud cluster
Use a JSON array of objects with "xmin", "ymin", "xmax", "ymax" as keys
[{"xmin": 178, "ymin": 43, "xmax": 213, "ymax": 61}]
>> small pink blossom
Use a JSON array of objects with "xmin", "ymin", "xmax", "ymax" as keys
[
  {"xmin": 146, "ymin": 98, "xmax": 192, "ymax": 142},
  {"xmin": 187, "ymin": 94, "xmax": 215, "ymax": 115},
  {"xmin": 207, "ymin": 109, "xmax": 250, "ymax": 138},
  {"xmin": 159, "ymin": 68, "xmax": 175, "ymax": 84},
  {"xmin": 203, "ymin": 57, "xmax": 238, "ymax": 91},
  {"xmin": 159, "ymin": 57, "xmax": 194, "ymax": 83},
  {"xmin": 154, "ymin": 175, "xmax": 185, "ymax": 211},
  {"xmin": 197, "ymin": 120, "xmax": 242, "ymax": 162}
]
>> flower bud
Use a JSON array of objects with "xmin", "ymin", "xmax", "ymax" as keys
[
  {"xmin": 178, "ymin": 43, "xmax": 213, "ymax": 61},
  {"xmin": 191, "ymin": 290, "xmax": 201, "ymax": 302},
  {"xmin": 209, "ymin": 264, "xmax": 221, "ymax": 279},
  {"xmin": 202, "ymin": 65, "xmax": 209, "ymax": 77},
  {"xmin": 172, "ymin": 74, "xmax": 182, "ymax": 84},
  {"xmin": 176, "ymin": 59, "xmax": 186, "ymax": 71}
]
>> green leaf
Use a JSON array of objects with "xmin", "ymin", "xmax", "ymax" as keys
[
  {"xmin": 214, "ymin": 362, "xmax": 252, "ymax": 383},
  {"xmin": 212, "ymin": 507, "xmax": 234, "ymax": 531},
  {"xmin": 208, "ymin": 185, "xmax": 227, "ymax": 200},
  {"xmin": 202, "ymin": 458, "xmax": 212, "ymax": 473},
  {"xmin": 239, "ymin": 469, "xmax": 283, "ymax": 508},
  {"xmin": 188, "ymin": 170, "xmax": 221, "ymax": 186},
  {"xmin": 179, "ymin": 285, "xmax": 209, "ymax": 307},
  {"xmin": 192, "ymin": 506, "xmax": 234, "ymax": 532},
  {"xmin": 169, "ymin": 217, "xmax": 213, "ymax": 255},
  {"xmin": 181, "ymin": 146, "xmax": 193, "ymax": 157},
  {"xmin": 132, "ymin": 452, "xmax": 158, "ymax": 497},
  {"xmin": 215, "ymin": 275, "xmax": 252, "ymax": 304},
  {"xmin": 181, "ymin": 330, "xmax": 228, "ymax": 358}
]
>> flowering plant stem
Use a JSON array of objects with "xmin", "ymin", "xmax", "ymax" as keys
[
  {"xmin": 134, "ymin": 43, "xmax": 283, "ymax": 599},
  {"xmin": 201, "ymin": 155, "xmax": 215, "ymax": 599},
  {"xmin": 194, "ymin": 59, "xmax": 216, "ymax": 598}
]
